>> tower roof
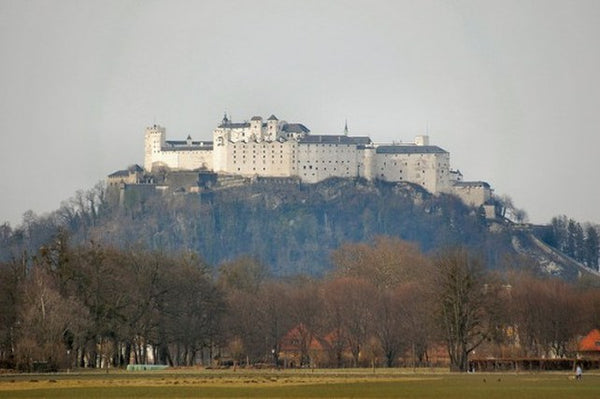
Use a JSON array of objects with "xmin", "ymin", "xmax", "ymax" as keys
[
  {"xmin": 281, "ymin": 123, "xmax": 310, "ymax": 134},
  {"xmin": 267, "ymin": 114, "xmax": 278, "ymax": 121}
]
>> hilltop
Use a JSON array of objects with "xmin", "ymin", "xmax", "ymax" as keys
[{"xmin": 3, "ymin": 169, "xmax": 595, "ymax": 280}]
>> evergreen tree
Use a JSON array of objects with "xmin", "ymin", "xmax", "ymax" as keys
[
  {"xmin": 574, "ymin": 222, "xmax": 585, "ymax": 262},
  {"xmin": 566, "ymin": 219, "xmax": 578, "ymax": 258},
  {"xmin": 585, "ymin": 226, "xmax": 599, "ymax": 270}
]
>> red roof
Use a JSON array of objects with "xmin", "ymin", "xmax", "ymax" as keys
[{"xmin": 579, "ymin": 329, "xmax": 600, "ymax": 352}]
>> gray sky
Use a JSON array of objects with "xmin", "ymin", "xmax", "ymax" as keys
[{"xmin": 1, "ymin": 0, "xmax": 599, "ymax": 227}]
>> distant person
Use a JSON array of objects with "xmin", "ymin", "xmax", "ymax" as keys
[{"xmin": 576, "ymin": 364, "xmax": 583, "ymax": 380}]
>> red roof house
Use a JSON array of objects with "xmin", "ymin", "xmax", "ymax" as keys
[{"xmin": 578, "ymin": 329, "xmax": 600, "ymax": 359}]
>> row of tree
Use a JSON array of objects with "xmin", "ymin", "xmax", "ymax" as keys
[{"xmin": 2, "ymin": 234, "xmax": 600, "ymax": 372}]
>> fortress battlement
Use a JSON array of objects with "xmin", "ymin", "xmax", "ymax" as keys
[{"xmin": 112, "ymin": 114, "xmax": 492, "ymax": 208}]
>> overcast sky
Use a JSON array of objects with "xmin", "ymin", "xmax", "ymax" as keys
[{"xmin": 1, "ymin": 0, "xmax": 599, "ymax": 227}]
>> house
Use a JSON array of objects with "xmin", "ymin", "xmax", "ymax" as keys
[
  {"xmin": 578, "ymin": 329, "xmax": 600, "ymax": 359},
  {"xmin": 107, "ymin": 164, "xmax": 145, "ymax": 187}
]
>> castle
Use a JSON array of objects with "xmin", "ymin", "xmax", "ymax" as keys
[{"xmin": 111, "ymin": 114, "xmax": 492, "ymax": 208}]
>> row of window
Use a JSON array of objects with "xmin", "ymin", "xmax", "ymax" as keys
[
  {"xmin": 303, "ymin": 165, "xmax": 351, "ymax": 171},
  {"xmin": 233, "ymin": 160, "xmax": 287, "ymax": 164},
  {"xmin": 236, "ymin": 166, "xmax": 296, "ymax": 172}
]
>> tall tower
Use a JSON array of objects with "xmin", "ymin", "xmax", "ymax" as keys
[
  {"xmin": 250, "ymin": 116, "xmax": 263, "ymax": 140},
  {"xmin": 144, "ymin": 124, "xmax": 166, "ymax": 172},
  {"xmin": 266, "ymin": 114, "xmax": 279, "ymax": 141}
]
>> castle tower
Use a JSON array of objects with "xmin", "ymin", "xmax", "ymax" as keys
[
  {"xmin": 266, "ymin": 114, "xmax": 279, "ymax": 141},
  {"xmin": 144, "ymin": 124, "xmax": 166, "ymax": 172},
  {"xmin": 250, "ymin": 116, "xmax": 263, "ymax": 140}
]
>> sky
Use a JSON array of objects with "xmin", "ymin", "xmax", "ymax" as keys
[{"xmin": 1, "ymin": 0, "xmax": 599, "ymax": 227}]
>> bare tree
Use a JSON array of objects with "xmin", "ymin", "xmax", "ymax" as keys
[
  {"xmin": 432, "ymin": 248, "xmax": 500, "ymax": 371},
  {"xmin": 322, "ymin": 277, "xmax": 377, "ymax": 367},
  {"xmin": 331, "ymin": 235, "xmax": 429, "ymax": 289},
  {"xmin": 15, "ymin": 266, "xmax": 90, "ymax": 371},
  {"xmin": 286, "ymin": 277, "xmax": 324, "ymax": 367},
  {"xmin": 511, "ymin": 274, "xmax": 583, "ymax": 357}
]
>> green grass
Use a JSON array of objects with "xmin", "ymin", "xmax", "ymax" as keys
[{"xmin": 0, "ymin": 369, "xmax": 598, "ymax": 398}]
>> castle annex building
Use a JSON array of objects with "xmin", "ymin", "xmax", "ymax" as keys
[{"xmin": 115, "ymin": 114, "xmax": 491, "ymax": 207}]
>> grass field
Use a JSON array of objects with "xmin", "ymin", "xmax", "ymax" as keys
[{"xmin": 0, "ymin": 368, "xmax": 598, "ymax": 398}]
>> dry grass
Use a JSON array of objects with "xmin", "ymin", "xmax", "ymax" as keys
[{"xmin": 0, "ymin": 368, "xmax": 598, "ymax": 398}]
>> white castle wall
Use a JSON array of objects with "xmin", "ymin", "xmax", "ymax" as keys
[
  {"xmin": 451, "ymin": 182, "xmax": 492, "ymax": 207},
  {"xmin": 223, "ymin": 140, "xmax": 296, "ymax": 177},
  {"xmin": 296, "ymin": 142, "xmax": 360, "ymax": 183},
  {"xmin": 141, "ymin": 115, "xmax": 491, "ymax": 207},
  {"xmin": 374, "ymin": 150, "xmax": 450, "ymax": 194}
]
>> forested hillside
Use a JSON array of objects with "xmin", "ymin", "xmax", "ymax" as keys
[
  {"xmin": 2, "ymin": 177, "xmax": 600, "ymax": 372},
  {"xmin": 1, "ymin": 178, "xmax": 515, "ymax": 276}
]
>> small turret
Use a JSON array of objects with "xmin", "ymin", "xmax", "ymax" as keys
[{"xmin": 415, "ymin": 135, "xmax": 429, "ymax": 146}]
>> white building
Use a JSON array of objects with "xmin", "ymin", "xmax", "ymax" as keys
[{"xmin": 141, "ymin": 114, "xmax": 491, "ymax": 207}]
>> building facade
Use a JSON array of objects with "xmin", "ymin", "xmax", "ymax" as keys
[{"xmin": 141, "ymin": 113, "xmax": 491, "ymax": 206}]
